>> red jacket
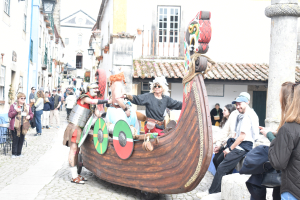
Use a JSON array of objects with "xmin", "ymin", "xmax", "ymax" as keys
[{"xmin": 8, "ymin": 103, "xmax": 34, "ymax": 130}]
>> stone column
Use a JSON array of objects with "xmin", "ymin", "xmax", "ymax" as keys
[{"xmin": 265, "ymin": 0, "xmax": 300, "ymax": 129}]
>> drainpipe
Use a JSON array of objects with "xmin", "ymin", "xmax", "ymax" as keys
[{"xmin": 26, "ymin": 0, "xmax": 34, "ymax": 103}]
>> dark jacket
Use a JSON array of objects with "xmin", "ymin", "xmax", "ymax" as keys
[
  {"xmin": 269, "ymin": 122, "xmax": 300, "ymax": 199},
  {"xmin": 8, "ymin": 103, "xmax": 34, "ymax": 131},
  {"xmin": 50, "ymin": 94, "xmax": 61, "ymax": 110},
  {"xmin": 43, "ymin": 97, "xmax": 54, "ymax": 111},
  {"xmin": 210, "ymin": 108, "xmax": 223, "ymax": 125}
]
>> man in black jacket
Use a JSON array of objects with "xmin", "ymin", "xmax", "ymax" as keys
[{"xmin": 49, "ymin": 89, "xmax": 61, "ymax": 129}]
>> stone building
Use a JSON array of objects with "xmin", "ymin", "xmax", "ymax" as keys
[
  {"xmin": 60, "ymin": 10, "xmax": 96, "ymax": 88},
  {"xmin": 0, "ymin": 0, "xmax": 32, "ymax": 112}
]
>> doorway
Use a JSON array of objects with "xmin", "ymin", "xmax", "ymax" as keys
[
  {"xmin": 76, "ymin": 53, "xmax": 83, "ymax": 69},
  {"xmin": 252, "ymin": 91, "xmax": 267, "ymax": 127}
]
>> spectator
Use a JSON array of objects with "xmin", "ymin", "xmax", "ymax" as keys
[
  {"xmin": 247, "ymin": 82, "xmax": 294, "ymax": 200},
  {"xmin": 198, "ymin": 95, "xmax": 257, "ymax": 198},
  {"xmin": 73, "ymin": 78, "xmax": 77, "ymax": 86},
  {"xmin": 75, "ymin": 88, "xmax": 80, "ymax": 98},
  {"xmin": 213, "ymin": 104, "xmax": 238, "ymax": 170},
  {"xmin": 42, "ymin": 91, "xmax": 53, "ymax": 129},
  {"xmin": 34, "ymin": 91, "xmax": 44, "ymax": 136},
  {"xmin": 8, "ymin": 93, "xmax": 34, "ymax": 158},
  {"xmin": 29, "ymin": 87, "xmax": 36, "ymax": 104},
  {"xmin": 66, "ymin": 92, "xmax": 76, "ymax": 120},
  {"xmin": 238, "ymin": 92, "xmax": 260, "ymax": 141},
  {"xmin": 269, "ymin": 82, "xmax": 300, "ymax": 200},
  {"xmin": 57, "ymin": 88, "xmax": 63, "ymax": 111},
  {"xmin": 50, "ymin": 89, "xmax": 61, "ymax": 129},
  {"xmin": 210, "ymin": 103, "xmax": 223, "ymax": 126}
]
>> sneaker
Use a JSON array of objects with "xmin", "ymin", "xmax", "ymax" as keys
[
  {"xmin": 11, "ymin": 155, "xmax": 17, "ymax": 159},
  {"xmin": 42, "ymin": 126, "xmax": 45, "ymax": 129},
  {"xmin": 46, "ymin": 126, "xmax": 50, "ymax": 129},
  {"xmin": 196, "ymin": 190, "xmax": 209, "ymax": 199},
  {"xmin": 34, "ymin": 133, "xmax": 39, "ymax": 136},
  {"xmin": 18, "ymin": 155, "xmax": 24, "ymax": 158},
  {"xmin": 39, "ymin": 133, "xmax": 42, "ymax": 136}
]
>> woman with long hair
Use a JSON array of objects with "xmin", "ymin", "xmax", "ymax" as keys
[
  {"xmin": 213, "ymin": 104, "xmax": 238, "ymax": 169},
  {"xmin": 8, "ymin": 93, "xmax": 34, "ymax": 158},
  {"xmin": 260, "ymin": 82, "xmax": 294, "ymax": 141},
  {"xmin": 269, "ymin": 83, "xmax": 300, "ymax": 200},
  {"xmin": 247, "ymin": 82, "xmax": 294, "ymax": 200},
  {"xmin": 34, "ymin": 90, "xmax": 44, "ymax": 136}
]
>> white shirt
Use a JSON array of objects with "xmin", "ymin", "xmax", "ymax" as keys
[
  {"xmin": 66, "ymin": 95, "xmax": 77, "ymax": 109},
  {"xmin": 235, "ymin": 108, "xmax": 255, "ymax": 150},
  {"xmin": 213, "ymin": 110, "xmax": 239, "ymax": 147},
  {"xmin": 248, "ymin": 106, "xmax": 260, "ymax": 141}
]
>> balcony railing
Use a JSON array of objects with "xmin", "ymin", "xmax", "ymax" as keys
[
  {"xmin": 76, "ymin": 63, "xmax": 82, "ymax": 69},
  {"xmin": 140, "ymin": 29, "xmax": 185, "ymax": 58}
]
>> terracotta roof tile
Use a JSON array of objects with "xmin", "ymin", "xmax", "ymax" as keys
[{"xmin": 133, "ymin": 60, "xmax": 300, "ymax": 82}]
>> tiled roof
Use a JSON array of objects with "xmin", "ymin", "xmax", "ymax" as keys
[{"xmin": 133, "ymin": 60, "xmax": 300, "ymax": 82}]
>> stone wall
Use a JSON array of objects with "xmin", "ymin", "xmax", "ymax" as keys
[{"xmin": 53, "ymin": 0, "xmax": 61, "ymax": 34}]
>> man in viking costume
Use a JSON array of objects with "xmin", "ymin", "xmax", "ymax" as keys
[
  {"xmin": 63, "ymin": 82, "xmax": 111, "ymax": 184},
  {"xmin": 124, "ymin": 76, "xmax": 182, "ymax": 136},
  {"xmin": 106, "ymin": 69, "xmax": 138, "ymax": 134}
]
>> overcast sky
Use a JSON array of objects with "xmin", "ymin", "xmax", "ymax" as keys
[{"xmin": 60, "ymin": 0, "xmax": 102, "ymax": 21}]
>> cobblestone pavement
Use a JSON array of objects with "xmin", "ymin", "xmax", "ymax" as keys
[{"xmin": 0, "ymin": 110, "xmax": 213, "ymax": 200}]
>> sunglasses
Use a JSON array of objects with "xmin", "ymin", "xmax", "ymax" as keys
[
  {"xmin": 20, "ymin": 97, "xmax": 26, "ymax": 100},
  {"xmin": 154, "ymin": 85, "xmax": 161, "ymax": 88}
]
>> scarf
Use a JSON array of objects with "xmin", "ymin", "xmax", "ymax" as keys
[
  {"xmin": 14, "ymin": 102, "xmax": 30, "ymax": 137},
  {"xmin": 235, "ymin": 113, "xmax": 245, "ymax": 139}
]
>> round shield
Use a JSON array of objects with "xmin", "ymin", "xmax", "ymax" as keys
[
  {"xmin": 93, "ymin": 118, "xmax": 108, "ymax": 154},
  {"xmin": 113, "ymin": 120, "xmax": 134, "ymax": 160},
  {"xmin": 78, "ymin": 115, "xmax": 94, "ymax": 148}
]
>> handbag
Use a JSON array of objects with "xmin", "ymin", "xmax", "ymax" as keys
[{"xmin": 261, "ymin": 161, "xmax": 281, "ymax": 188}]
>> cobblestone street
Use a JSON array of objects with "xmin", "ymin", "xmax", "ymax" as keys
[{"xmin": 0, "ymin": 111, "xmax": 213, "ymax": 200}]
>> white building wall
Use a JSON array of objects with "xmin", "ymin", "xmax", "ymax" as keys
[
  {"xmin": 0, "ymin": 0, "xmax": 32, "ymax": 113},
  {"xmin": 98, "ymin": 0, "xmax": 114, "ymax": 77},
  {"xmin": 126, "ymin": 0, "xmax": 270, "ymax": 63}
]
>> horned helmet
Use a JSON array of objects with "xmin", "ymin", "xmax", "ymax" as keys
[{"xmin": 184, "ymin": 11, "xmax": 212, "ymax": 76}]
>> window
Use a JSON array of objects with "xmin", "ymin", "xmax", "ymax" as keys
[
  {"xmin": 0, "ymin": 66, "xmax": 5, "ymax": 101},
  {"xmin": 39, "ymin": 38, "xmax": 41, "ymax": 48},
  {"xmin": 141, "ymin": 82, "xmax": 150, "ymax": 94},
  {"xmin": 19, "ymin": 76, "xmax": 23, "ymax": 92},
  {"xmin": 158, "ymin": 6, "xmax": 180, "ymax": 43},
  {"xmin": 23, "ymin": 14, "xmax": 27, "ymax": 32},
  {"xmin": 30, "ymin": 40, "xmax": 33, "ymax": 62},
  {"xmin": 78, "ymin": 35, "xmax": 82, "ymax": 46},
  {"xmin": 4, "ymin": 0, "xmax": 10, "ymax": 16},
  {"xmin": 65, "ymin": 38, "xmax": 69, "ymax": 45}
]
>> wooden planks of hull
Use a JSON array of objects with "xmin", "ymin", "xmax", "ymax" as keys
[{"xmin": 81, "ymin": 74, "xmax": 213, "ymax": 194}]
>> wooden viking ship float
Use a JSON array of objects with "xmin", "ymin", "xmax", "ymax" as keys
[{"xmin": 78, "ymin": 10, "xmax": 213, "ymax": 194}]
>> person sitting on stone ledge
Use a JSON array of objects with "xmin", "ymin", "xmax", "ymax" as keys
[
  {"xmin": 123, "ymin": 76, "xmax": 182, "ymax": 136},
  {"xmin": 210, "ymin": 103, "xmax": 223, "ymax": 127},
  {"xmin": 213, "ymin": 104, "xmax": 238, "ymax": 170},
  {"xmin": 269, "ymin": 82, "xmax": 300, "ymax": 200},
  {"xmin": 245, "ymin": 82, "xmax": 294, "ymax": 200},
  {"xmin": 198, "ymin": 95, "xmax": 256, "ymax": 198}
]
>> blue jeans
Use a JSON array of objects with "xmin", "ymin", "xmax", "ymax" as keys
[
  {"xmin": 35, "ymin": 110, "xmax": 43, "ymax": 134},
  {"xmin": 281, "ymin": 192, "xmax": 298, "ymax": 200}
]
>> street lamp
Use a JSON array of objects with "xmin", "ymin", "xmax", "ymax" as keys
[
  {"xmin": 42, "ymin": 0, "xmax": 56, "ymax": 14},
  {"xmin": 88, "ymin": 46, "xmax": 94, "ymax": 55}
]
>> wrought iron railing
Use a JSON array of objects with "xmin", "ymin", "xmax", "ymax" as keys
[{"xmin": 44, "ymin": 45, "xmax": 48, "ymax": 68}]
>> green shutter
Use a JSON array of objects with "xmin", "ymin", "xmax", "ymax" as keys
[{"xmin": 30, "ymin": 40, "xmax": 33, "ymax": 61}]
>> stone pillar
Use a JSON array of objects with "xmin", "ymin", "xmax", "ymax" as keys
[{"xmin": 265, "ymin": 0, "xmax": 300, "ymax": 129}]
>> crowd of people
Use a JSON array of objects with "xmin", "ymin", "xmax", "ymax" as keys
[
  {"xmin": 6, "ymin": 75, "xmax": 300, "ymax": 199},
  {"xmin": 199, "ymin": 83, "xmax": 300, "ymax": 200},
  {"xmin": 8, "ymin": 86, "xmax": 66, "ymax": 158}
]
